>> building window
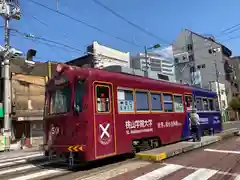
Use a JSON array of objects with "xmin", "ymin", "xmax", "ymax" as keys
[
  {"xmin": 174, "ymin": 57, "xmax": 179, "ymax": 64},
  {"xmin": 221, "ymin": 90, "xmax": 224, "ymax": 95},
  {"xmin": 187, "ymin": 44, "xmax": 193, "ymax": 51},
  {"xmin": 190, "ymin": 66, "xmax": 196, "ymax": 73},
  {"xmin": 96, "ymin": 86, "xmax": 110, "ymax": 112},
  {"xmin": 117, "ymin": 89, "xmax": 134, "ymax": 112},
  {"xmin": 174, "ymin": 95, "xmax": 184, "ymax": 112},
  {"xmin": 182, "ymin": 56, "xmax": 186, "ymax": 61},
  {"xmin": 163, "ymin": 94, "xmax": 173, "ymax": 112},
  {"xmin": 202, "ymin": 64, "xmax": 206, "ymax": 68},
  {"xmin": 136, "ymin": 91, "xmax": 149, "ymax": 111},
  {"xmin": 189, "ymin": 54, "xmax": 194, "ymax": 61},
  {"xmin": 150, "ymin": 93, "xmax": 162, "ymax": 111}
]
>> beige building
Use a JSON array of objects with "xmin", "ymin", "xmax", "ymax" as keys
[{"xmin": 67, "ymin": 41, "xmax": 130, "ymax": 68}]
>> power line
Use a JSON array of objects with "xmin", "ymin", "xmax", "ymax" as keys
[
  {"xmin": 27, "ymin": 0, "xmax": 141, "ymax": 48},
  {"xmin": 92, "ymin": 0, "xmax": 169, "ymax": 45},
  {"xmin": 13, "ymin": 29, "xmax": 120, "ymax": 63},
  {"xmin": 12, "ymin": 29, "xmax": 84, "ymax": 52},
  {"xmin": 27, "ymin": 0, "xmax": 240, "ymax": 57},
  {"xmin": 91, "ymin": 0, "xmax": 240, "ymax": 56}
]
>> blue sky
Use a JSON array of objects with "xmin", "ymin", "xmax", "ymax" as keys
[{"xmin": 0, "ymin": 0, "xmax": 240, "ymax": 62}]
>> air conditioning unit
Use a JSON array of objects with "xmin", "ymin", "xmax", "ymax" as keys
[{"xmin": 173, "ymin": 52, "xmax": 189, "ymax": 64}]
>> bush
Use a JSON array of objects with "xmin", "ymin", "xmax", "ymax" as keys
[{"xmin": 229, "ymin": 97, "xmax": 240, "ymax": 111}]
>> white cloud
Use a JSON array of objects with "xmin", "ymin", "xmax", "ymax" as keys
[{"xmin": 153, "ymin": 45, "xmax": 174, "ymax": 62}]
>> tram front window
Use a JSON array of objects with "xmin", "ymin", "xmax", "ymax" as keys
[{"xmin": 49, "ymin": 86, "xmax": 71, "ymax": 114}]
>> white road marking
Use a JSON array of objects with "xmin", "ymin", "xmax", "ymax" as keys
[
  {"xmin": 234, "ymin": 175, "xmax": 240, "ymax": 180},
  {"xmin": 182, "ymin": 168, "xmax": 218, "ymax": 180},
  {"xmin": 133, "ymin": 164, "xmax": 184, "ymax": 180},
  {"xmin": 0, "ymin": 159, "xmax": 27, "ymax": 167},
  {"xmin": 162, "ymin": 163, "xmax": 240, "ymax": 178},
  {"xmin": 0, "ymin": 161, "xmax": 51, "ymax": 175},
  {"xmin": 8, "ymin": 169, "xmax": 62, "ymax": 180},
  {"xmin": 78, "ymin": 161, "xmax": 151, "ymax": 180},
  {"xmin": 204, "ymin": 148, "xmax": 240, "ymax": 154},
  {"xmin": 0, "ymin": 153, "xmax": 43, "ymax": 163}
]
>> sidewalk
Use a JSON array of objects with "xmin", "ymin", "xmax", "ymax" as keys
[{"xmin": 135, "ymin": 128, "xmax": 239, "ymax": 162}]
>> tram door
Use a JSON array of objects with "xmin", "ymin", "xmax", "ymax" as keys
[{"xmin": 93, "ymin": 82, "xmax": 116, "ymax": 159}]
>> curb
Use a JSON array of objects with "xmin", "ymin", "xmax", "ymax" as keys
[{"xmin": 135, "ymin": 128, "xmax": 239, "ymax": 162}]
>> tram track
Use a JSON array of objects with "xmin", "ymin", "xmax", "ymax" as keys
[{"xmin": 47, "ymin": 153, "xmax": 145, "ymax": 180}]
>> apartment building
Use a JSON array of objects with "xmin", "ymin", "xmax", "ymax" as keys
[
  {"xmin": 130, "ymin": 48, "xmax": 175, "ymax": 82},
  {"xmin": 172, "ymin": 29, "xmax": 235, "ymax": 104}
]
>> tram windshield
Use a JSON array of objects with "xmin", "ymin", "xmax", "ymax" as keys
[{"xmin": 49, "ymin": 85, "xmax": 71, "ymax": 114}]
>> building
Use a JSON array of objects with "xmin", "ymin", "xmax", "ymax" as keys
[
  {"xmin": 230, "ymin": 56, "xmax": 240, "ymax": 95},
  {"xmin": 209, "ymin": 82, "xmax": 228, "ymax": 110},
  {"xmin": 130, "ymin": 48, "xmax": 175, "ymax": 82},
  {"xmin": 172, "ymin": 29, "xmax": 235, "ymax": 104},
  {"xmin": 0, "ymin": 57, "xmax": 57, "ymax": 147},
  {"xmin": 66, "ymin": 41, "xmax": 130, "ymax": 68}
]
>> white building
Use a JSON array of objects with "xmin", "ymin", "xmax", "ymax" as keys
[
  {"xmin": 209, "ymin": 81, "xmax": 228, "ymax": 110},
  {"xmin": 130, "ymin": 47, "xmax": 175, "ymax": 82},
  {"xmin": 92, "ymin": 41, "xmax": 130, "ymax": 68}
]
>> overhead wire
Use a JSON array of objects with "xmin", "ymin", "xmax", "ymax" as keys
[
  {"xmin": 91, "ymin": 0, "xmax": 240, "ymax": 54},
  {"xmin": 23, "ymin": 0, "xmax": 240, "ymax": 72},
  {"xmin": 27, "ymin": 0, "xmax": 240, "ymax": 58},
  {"xmin": 12, "ymin": 28, "xmax": 118, "ymax": 64},
  {"xmin": 92, "ymin": 0, "xmax": 169, "ymax": 46},
  {"xmin": 27, "ymin": 0, "xmax": 142, "ymax": 48}
]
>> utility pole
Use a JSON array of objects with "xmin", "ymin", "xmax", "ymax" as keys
[
  {"xmin": 144, "ymin": 46, "xmax": 149, "ymax": 75},
  {"xmin": 211, "ymin": 47, "xmax": 222, "ymax": 112},
  {"xmin": 0, "ymin": 0, "xmax": 21, "ymax": 151},
  {"xmin": 214, "ymin": 59, "xmax": 222, "ymax": 111},
  {"xmin": 144, "ymin": 44, "xmax": 161, "ymax": 77},
  {"xmin": 189, "ymin": 32, "xmax": 197, "ymax": 109}
]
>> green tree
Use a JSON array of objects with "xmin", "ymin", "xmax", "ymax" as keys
[{"xmin": 229, "ymin": 97, "xmax": 240, "ymax": 111}]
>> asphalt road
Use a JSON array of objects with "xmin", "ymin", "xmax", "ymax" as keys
[
  {"xmin": 0, "ymin": 121, "xmax": 239, "ymax": 180},
  {"xmin": 223, "ymin": 121, "xmax": 240, "ymax": 131},
  {"xmin": 2, "ymin": 137, "xmax": 240, "ymax": 180},
  {"xmin": 110, "ymin": 136, "xmax": 240, "ymax": 180}
]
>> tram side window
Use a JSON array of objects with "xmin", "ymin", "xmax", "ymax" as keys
[
  {"xmin": 163, "ymin": 94, "xmax": 173, "ymax": 112},
  {"xmin": 196, "ymin": 97, "xmax": 203, "ymax": 111},
  {"xmin": 150, "ymin": 93, "xmax": 163, "ymax": 111},
  {"xmin": 185, "ymin": 95, "xmax": 193, "ymax": 110},
  {"xmin": 117, "ymin": 89, "xmax": 134, "ymax": 112},
  {"xmin": 203, "ymin": 98, "xmax": 209, "ymax": 111},
  {"xmin": 74, "ymin": 80, "xmax": 84, "ymax": 112},
  {"xmin": 96, "ymin": 86, "xmax": 110, "ymax": 112},
  {"xmin": 136, "ymin": 91, "xmax": 149, "ymax": 111},
  {"xmin": 208, "ymin": 99, "xmax": 214, "ymax": 111},
  {"xmin": 174, "ymin": 95, "xmax": 184, "ymax": 112}
]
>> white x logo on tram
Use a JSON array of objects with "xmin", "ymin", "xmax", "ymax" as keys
[{"xmin": 100, "ymin": 123, "xmax": 110, "ymax": 139}]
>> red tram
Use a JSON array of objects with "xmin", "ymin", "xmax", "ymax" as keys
[{"xmin": 43, "ymin": 64, "xmax": 192, "ymax": 166}]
